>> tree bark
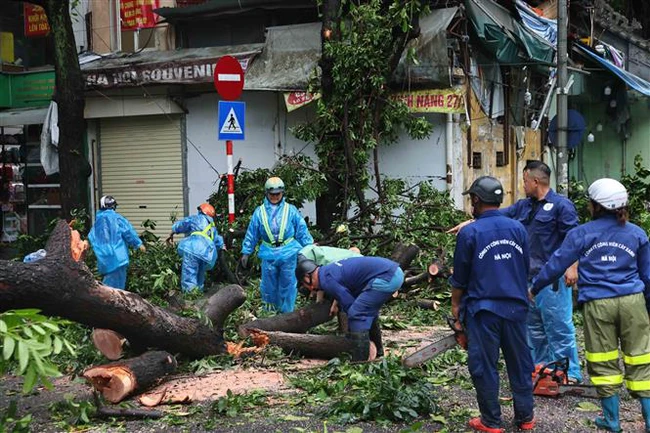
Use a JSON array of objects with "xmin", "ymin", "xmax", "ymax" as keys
[
  {"xmin": 390, "ymin": 242, "xmax": 420, "ymax": 269},
  {"xmin": 255, "ymin": 330, "xmax": 376, "ymax": 361},
  {"xmin": 238, "ymin": 301, "xmax": 334, "ymax": 337},
  {"xmin": 42, "ymin": 0, "xmax": 89, "ymax": 215},
  {"xmin": 84, "ymin": 351, "xmax": 177, "ymax": 403},
  {"xmin": 202, "ymin": 284, "xmax": 247, "ymax": 331},
  {"xmin": 0, "ymin": 221, "xmax": 229, "ymax": 358}
]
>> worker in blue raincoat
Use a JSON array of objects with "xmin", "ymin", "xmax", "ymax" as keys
[
  {"xmin": 531, "ymin": 178, "xmax": 650, "ymax": 433},
  {"xmin": 450, "ymin": 176, "xmax": 535, "ymax": 433},
  {"xmin": 296, "ymin": 256, "xmax": 404, "ymax": 361},
  {"xmin": 240, "ymin": 177, "xmax": 313, "ymax": 313},
  {"xmin": 449, "ymin": 161, "xmax": 583, "ymax": 383},
  {"xmin": 171, "ymin": 202, "xmax": 224, "ymax": 293},
  {"xmin": 89, "ymin": 195, "xmax": 145, "ymax": 289}
]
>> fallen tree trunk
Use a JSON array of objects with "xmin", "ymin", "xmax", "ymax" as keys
[
  {"xmin": 254, "ymin": 329, "xmax": 376, "ymax": 360},
  {"xmin": 84, "ymin": 351, "xmax": 177, "ymax": 403},
  {"xmin": 204, "ymin": 284, "xmax": 247, "ymax": 331},
  {"xmin": 238, "ymin": 300, "xmax": 334, "ymax": 337},
  {"xmin": 390, "ymin": 242, "xmax": 420, "ymax": 270},
  {"xmin": 416, "ymin": 299, "xmax": 441, "ymax": 310},
  {"xmin": 0, "ymin": 220, "xmax": 229, "ymax": 358}
]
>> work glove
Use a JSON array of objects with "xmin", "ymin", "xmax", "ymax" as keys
[{"xmin": 240, "ymin": 254, "xmax": 249, "ymax": 269}]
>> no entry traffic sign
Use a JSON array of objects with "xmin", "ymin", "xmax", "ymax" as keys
[{"xmin": 214, "ymin": 55, "xmax": 245, "ymax": 100}]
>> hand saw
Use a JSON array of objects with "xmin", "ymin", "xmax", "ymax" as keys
[{"xmin": 402, "ymin": 317, "xmax": 466, "ymax": 368}]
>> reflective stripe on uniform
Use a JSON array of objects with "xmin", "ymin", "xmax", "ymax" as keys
[
  {"xmin": 586, "ymin": 349, "xmax": 619, "ymax": 363},
  {"xmin": 626, "ymin": 380, "xmax": 650, "ymax": 391},
  {"xmin": 591, "ymin": 374, "xmax": 624, "ymax": 386},
  {"xmin": 191, "ymin": 222, "xmax": 215, "ymax": 241},
  {"xmin": 260, "ymin": 203, "xmax": 290, "ymax": 246},
  {"xmin": 624, "ymin": 353, "xmax": 650, "ymax": 366}
]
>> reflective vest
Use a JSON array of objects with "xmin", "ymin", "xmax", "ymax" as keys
[
  {"xmin": 191, "ymin": 222, "xmax": 215, "ymax": 241},
  {"xmin": 260, "ymin": 203, "xmax": 293, "ymax": 247}
]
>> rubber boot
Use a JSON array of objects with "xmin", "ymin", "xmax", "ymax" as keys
[
  {"xmin": 640, "ymin": 397, "xmax": 650, "ymax": 432},
  {"xmin": 595, "ymin": 395, "xmax": 622, "ymax": 432},
  {"xmin": 348, "ymin": 331, "xmax": 370, "ymax": 361},
  {"xmin": 369, "ymin": 318, "xmax": 384, "ymax": 358}
]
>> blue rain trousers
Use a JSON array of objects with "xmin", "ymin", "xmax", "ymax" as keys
[
  {"xmin": 467, "ymin": 310, "xmax": 534, "ymax": 429},
  {"xmin": 528, "ymin": 278, "xmax": 582, "ymax": 381},
  {"xmin": 347, "ymin": 267, "xmax": 404, "ymax": 332},
  {"xmin": 181, "ymin": 253, "xmax": 207, "ymax": 293},
  {"xmin": 103, "ymin": 265, "xmax": 127, "ymax": 290},
  {"xmin": 261, "ymin": 256, "xmax": 299, "ymax": 313}
]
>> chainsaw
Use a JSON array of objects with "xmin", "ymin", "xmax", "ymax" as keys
[
  {"xmin": 402, "ymin": 317, "xmax": 467, "ymax": 368},
  {"xmin": 532, "ymin": 358, "xmax": 598, "ymax": 399}
]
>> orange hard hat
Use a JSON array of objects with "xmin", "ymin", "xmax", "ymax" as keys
[{"xmin": 198, "ymin": 203, "xmax": 216, "ymax": 218}]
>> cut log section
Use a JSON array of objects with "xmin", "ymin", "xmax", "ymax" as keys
[
  {"xmin": 238, "ymin": 301, "xmax": 334, "ymax": 337},
  {"xmin": 83, "ymin": 351, "xmax": 177, "ymax": 403},
  {"xmin": 0, "ymin": 220, "xmax": 234, "ymax": 358},
  {"xmin": 92, "ymin": 329, "xmax": 126, "ymax": 360},
  {"xmin": 253, "ymin": 330, "xmax": 376, "ymax": 361},
  {"xmin": 390, "ymin": 242, "xmax": 420, "ymax": 270}
]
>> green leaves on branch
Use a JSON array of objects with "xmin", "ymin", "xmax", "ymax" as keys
[{"xmin": 0, "ymin": 310, "xmax": 75, "ymax": 394}]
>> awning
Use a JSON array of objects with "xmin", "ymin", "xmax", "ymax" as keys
[
  {"xmin": 574, "ymin": 44, "xmax": 650, "ymax": 97},
  {"xmin": 155, "ymin": 0, "xmax": 316, "ymax": 21},
  {"xmin": 466, "ymin": 0, "xmax": 555, "ymax": 65},
  {"xmin": 81, "ymin": 45, "xmax": 264, "ymax": 89},
  {"xmin": 244, "ymin": 22, "xmax": 321, "ymax": 91},
  {"xmin": 0, "ymin": 106, "xmax": 48, "ymax": 127},
  {"xmin": 393, "ymin": 7, "xmax": 459, "ymax": 87}
]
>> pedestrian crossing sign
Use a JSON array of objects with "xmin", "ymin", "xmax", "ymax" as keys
[{"xmin": 218, "ymin": 100, "xmax": 245, "ymax": 140}]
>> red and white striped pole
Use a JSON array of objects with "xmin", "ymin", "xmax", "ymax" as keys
[{"xmin": 226, "ymin": 140, "xmax": 235, "ymax": 223}]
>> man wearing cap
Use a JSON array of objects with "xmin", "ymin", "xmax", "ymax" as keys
[
  {"xmin": 450, "ymin": 176, "xmax": 534, "ymax": 433},
  {"xmin": 449, "ymin": 161, "xmax": 583, "ymax": 384}
]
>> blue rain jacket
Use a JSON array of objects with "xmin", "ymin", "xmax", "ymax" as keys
[
  {"xmin": 449, "ymin": 210, "xmax": 530, "ymax": 321},
  {"xmin": 241, "ymin": 198, "xmax": 313, "ymax": 312},
  {"xmin": 318, "ymin": 257, "xmax": 400, "ymax": 313},
  {"xmin": 89, "ymin": 209, "xmax": 142, "ymax": 275},
  {"xmin": 500, "ymin": 189, "xmax": 578, "ymax": 279},
  {"xmin": 532, "ymin": 214, "xmax": 650, "ymax": 303},
  {"xmin": 172, "ymin": 212, "xmax": 223, "ymax": 270},
  {"xmin": 242, "ymin": 198, "xmax": 313, "ymax": 262}
]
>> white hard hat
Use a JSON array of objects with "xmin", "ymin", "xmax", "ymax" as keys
[{"xmin": 588, "ymin": 178, "xmax": 628, "ymax": 210}]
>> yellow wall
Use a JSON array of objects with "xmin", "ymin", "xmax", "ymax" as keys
[{"xmin": 461, "ymin": 89, "xmax": 542, "ymax": 212}]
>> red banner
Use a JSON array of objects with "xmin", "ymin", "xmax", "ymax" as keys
[
  {"xmin": 120, "ymin": 0, "xmax": 159, "ymax": 30},
  {"xmin": 24, "ymin": 4, "xmax": 50, "ymax": 38}
]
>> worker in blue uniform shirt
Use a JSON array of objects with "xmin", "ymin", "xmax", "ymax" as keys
[
  {"xmin": 89, "ymin": 195, "xmax": 145, "ymax": 290},
  {"xmin": 449, "ymin": 160, "xmax": 582, "ymax": 383},
  {"xmin": 450, "ymin": 176, "xmax": 534, "ymax": 433},
  {"xmin": 531, "ymin": 178, "xmax": 650, "ymax": 433},
  {"xmin": 240, "ymin": 177, "xmax": 313, "ymax": 313},
  {"xmin": 296, "ymin": 255, "xmax": 404, "ymax": 361},
  {"xmin": 170, "ymin": 202, "xmax": 224, "ymax": 293}
]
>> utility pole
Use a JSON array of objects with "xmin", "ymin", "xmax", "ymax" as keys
[{"xmin": 556, "ymin": 0, "xmax": 569, "ymax": 195}]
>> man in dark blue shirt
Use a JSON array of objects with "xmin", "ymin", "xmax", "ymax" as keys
[
  {"xmin": 450, "ymin": 161, "xmax": 582, "ymax": 383},
  {"xmin": 296, "ymin": 256, "xmax": 404, "ymax": 361},
  {"xmin": 450, "ymin": 176, "xmax": 534, "ymax": 433}
]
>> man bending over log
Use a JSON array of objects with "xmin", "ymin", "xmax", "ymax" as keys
[{"xmin": 296, "ymin": 256, "xmax": 404, "ymax": 361}]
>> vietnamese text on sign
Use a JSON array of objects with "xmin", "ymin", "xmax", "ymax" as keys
[
  {"xmin": 120, "ymin": 0, "xmax": 160, "ymax": 30},
  {"xmin": 391, "ymin": 88, "xmax": 465, "ymax": 114}
]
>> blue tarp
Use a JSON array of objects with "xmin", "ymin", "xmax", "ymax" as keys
[{"xmin": 575, "ymin": 44, "xmax": 650, "ymax": 97}]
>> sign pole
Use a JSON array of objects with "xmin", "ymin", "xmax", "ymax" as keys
[
  {"xmin": 214, "ymin": 55, "xmax": 245, "ymax": 224},
  {"xmin": 226, "ymin": 140, "xmax": 235, "ymax": 223}
]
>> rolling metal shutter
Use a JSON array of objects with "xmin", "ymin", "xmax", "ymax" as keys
[{"xmin": 99, "ymin": 115, "xmax": 184, "ymax": 239}]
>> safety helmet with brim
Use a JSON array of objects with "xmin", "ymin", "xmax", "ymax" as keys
[
  {"xmin": 462, "ymin": 176, "xmax": 504, "ymax": 205},
  {"xmin": 588, "ymin": 178, "xmax": 628, "ymax": 210}
]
